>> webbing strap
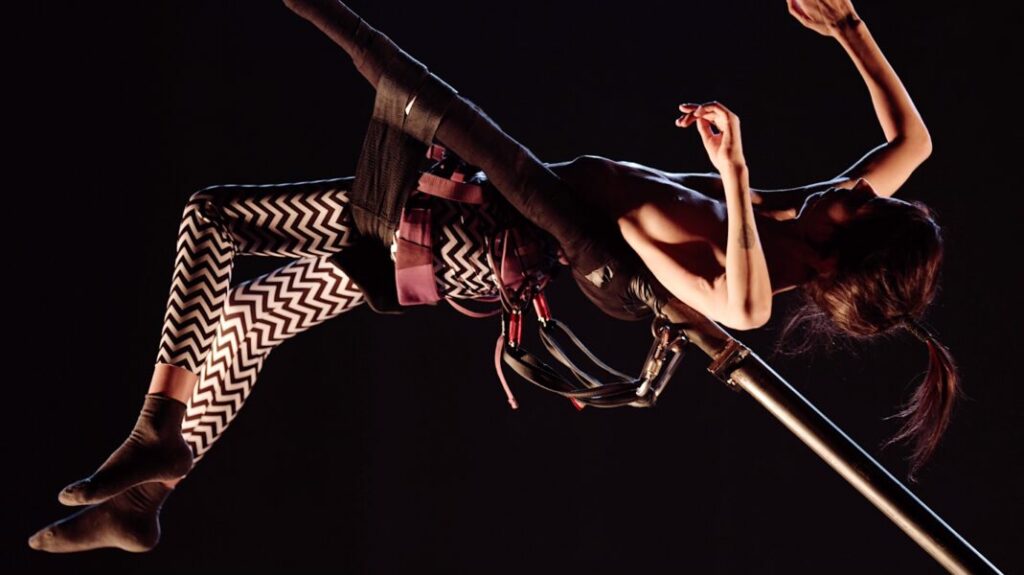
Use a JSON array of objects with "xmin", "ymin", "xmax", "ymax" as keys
[
  {"xmin": 492, "ymin": 297, "xmax": 689, "ymax": 410},
  {"xmin": 537, "ymin": 319, "xmax": 633, "ymax": 388},
  {"xmin": 417, "ymin": 172, "xmax": 485, "ymax": 204},
  {"xmin": 501, "ymin": 344, "xmax": 650, "ymax": 408}
]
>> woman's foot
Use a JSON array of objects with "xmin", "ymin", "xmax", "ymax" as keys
[
  {"xmin": 58, "ymin": 394, "xmax": 193, "ymax": 506},
  {"xmin": 29, "ymin": 481, "xmax": 176, "ymax": 553}
]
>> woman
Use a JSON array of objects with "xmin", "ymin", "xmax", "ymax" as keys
[{"xmin": 28, "ymin": 0, "xmax": 959, "ymax": 553}]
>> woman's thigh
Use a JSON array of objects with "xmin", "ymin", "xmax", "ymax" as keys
[{"xmin": 189, "ymin": 175, "xmax": 359, "ymax": 258}]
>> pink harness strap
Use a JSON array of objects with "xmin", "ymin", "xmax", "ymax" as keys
[
  {"xmin": 393, "ymin": 145, "xmax": 559, "ymax": 409},
  {"xmin": 393, "ymin": 202, "xmax": 439, "ymax": 306},
  {"xmin": 416, "ymin": 172, "xmax": 485, "ymax": 204}
]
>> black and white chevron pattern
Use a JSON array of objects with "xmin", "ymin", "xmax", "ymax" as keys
[
  {"xmin": 156, "ymin": 177, "xmax": 358, "ymax": 374},
  {"xmin": 181, "ymin": 255, "xmax": 365, "ymax": 462},
  {"xmin": 431, "ymin": 195, "xmax": 504, "ymax": 300},
  {"xmin": 163, "ymin": 173, "xmax": 554, "ymax": 469}
]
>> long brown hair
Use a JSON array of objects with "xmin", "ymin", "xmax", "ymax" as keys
[{"xmin": 770, "ymin": 197, "xmax": 962, "ymax": 483}]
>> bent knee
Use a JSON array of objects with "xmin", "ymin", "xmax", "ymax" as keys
[{"xmin": 183, "ymin": 187, "xmax": 231, "ymax": 224}]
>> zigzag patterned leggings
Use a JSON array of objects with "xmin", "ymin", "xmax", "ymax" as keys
[
  {"xmin": 156, "ymin": 0, "xmax": 578, "ymax": 471},
  {"xmin": 156, "ymin": 174, "xmax": 503, "ymax": 468},
  {"xmin": 157, "ymin": 176, "xmax": 364, "ymax": 466}
]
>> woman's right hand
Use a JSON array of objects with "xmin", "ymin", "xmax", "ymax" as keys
[
  {"xmin": 786, "ymin": 0, "xmax": 861, "ymax": 37},
  {"xmin": 676, "ymin": 101, "xmax": 746, "ymax": 173}
]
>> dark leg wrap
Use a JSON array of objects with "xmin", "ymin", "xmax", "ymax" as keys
[
  {"xmin": 297, "ymin": 0, "xmax": 673, "ymax": 319},
  {"xmin": 336, "ymin": 5, "xmax": 632, "ymax": 286}
]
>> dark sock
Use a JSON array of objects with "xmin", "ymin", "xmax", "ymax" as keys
[
  {"xmin": 29, "ymin": 481, "xmax": 174, "ymax": 553},
  {"xmin": 58, "ymin": 394, "xmax": 193, "ymax": 506}
]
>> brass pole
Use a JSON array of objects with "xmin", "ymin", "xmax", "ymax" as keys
[{"xmin": 658, "ymin": 299, "xmax": 1003, "ymax": 575}]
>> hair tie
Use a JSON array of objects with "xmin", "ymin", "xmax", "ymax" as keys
[{"xmin": 901, "ymin": 316, "xmax": 934, "ymax": 343}]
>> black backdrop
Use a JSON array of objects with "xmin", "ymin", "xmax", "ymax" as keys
[{"xmin": 7, "ymin": 1, "xmax": 1021, "ymax": 573}]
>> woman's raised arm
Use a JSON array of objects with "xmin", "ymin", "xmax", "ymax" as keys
[
  {"xmin": 672, "ymin": 102, "xmax": 773, "ymax": 330},
  {"xmin": 788, "ymin": 0, "xmax": 932, "ymax": 198},
  {"xmin": 663, "ymin": 2, "xmax": 933, "ymax": 213}
]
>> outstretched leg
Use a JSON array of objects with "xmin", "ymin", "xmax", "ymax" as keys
[
  {"xmin": 284, "ymin": 0, "xmax": 630, "ymax": 289},
  {"xmin": 28, "ymin": 254, "xmax": 367, "ymax": 553},
  {"xmin": 56, "ymin": 177, "xmax": 360, "ymax": 507}
]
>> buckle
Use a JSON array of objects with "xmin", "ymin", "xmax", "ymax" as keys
[{"xmin": 635, "ymin": 316, "xmax": 689, "ymax": 402}]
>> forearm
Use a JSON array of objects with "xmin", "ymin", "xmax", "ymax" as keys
[
  {"xmin": 835, "ymin": 18, "xmax": 931, "ymax": 149},
  {"xmin": 721, "ymin": 164, "xmax": 772, "ymax": 328}
]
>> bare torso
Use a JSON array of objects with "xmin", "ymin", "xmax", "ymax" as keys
[
  {"xmin": 548, "ymin": 155, "xmax": 853, "ymax": 297},
  {"xmin": 554, "ymin": 159, "xmax": 730, "ymax": 282}
]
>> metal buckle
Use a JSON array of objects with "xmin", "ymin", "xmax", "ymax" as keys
[{"xmin": 635, "ymin": 315, "xmax": 689, "ymax": 403}]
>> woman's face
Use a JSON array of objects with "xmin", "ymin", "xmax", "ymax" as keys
[
  {"xmin": 797, "ymin": 178, "xmax": 879, "ymax": 225},
  {"xmin": 795, "ymin": 179, "xmax": 880, "ymax": 255}
]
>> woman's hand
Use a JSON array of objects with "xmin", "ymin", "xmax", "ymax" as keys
[
  {"xmin": 786, "ymin": 0, "xmax": 861, "ymax": 37},
  {"xmin": 676, "ymin": 102, "xmax": 746, "ymax": 173}
]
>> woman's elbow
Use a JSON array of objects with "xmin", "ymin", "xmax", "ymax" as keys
[
  {"xmin": 905, "ymin": 128, "xmax": 933, "ymax": 163},
  {"xmin": 914, "ymin": 129, "xmax": 933, "ymax": 162},
  {"xmin": 920, "ymin": 136, "xmax": 933, "ymax": 161}
]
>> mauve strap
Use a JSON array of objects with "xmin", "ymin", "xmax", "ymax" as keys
[
  {"xmin": 394, "ymin": 202, "xmax": 441, "ymax": 305},
  {"xmin": 417, "ymin": 172, "xmax": 485, "ymax": 204}
]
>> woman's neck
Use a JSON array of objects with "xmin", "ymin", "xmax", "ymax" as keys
[{"xmin": 755, "ymin": 212, "xmax": 831, "ymax": 295}]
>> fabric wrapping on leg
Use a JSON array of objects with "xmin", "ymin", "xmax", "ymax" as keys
[
  {"xmin": 340, "ymin": 5, "xmax": 670, "ymax": 320},
  {"xmin": 349, "ymin": 84, "xmax": 426, "ymax": 244},
  {"xmin": 431, "ymin": 95, "xmax": 628, "ymax": 291},
  {"xmin": 348, "ymin": 39, "xmax": 459, "ymax": 244},
  {"xmin": 344, "ymin": 32, "xmax": 461, "ymax": 312}
]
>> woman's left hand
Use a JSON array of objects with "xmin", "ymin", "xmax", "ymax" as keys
[
  {"xmin": 786, "ymin": 0, "xmax": 860, "ymax": 37},
  {"xmin": 676, "ymin": 101, "xmax": 746, "ymax": 173}
]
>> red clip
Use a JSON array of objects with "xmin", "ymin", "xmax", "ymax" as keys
[
  {"xmin": 509, "ymin": 309, "xmax": 522, "ymax": 348},
  {"xmin": 569, "ymin": 397, "xmax": 586, "ymax": 411},
  {"xmin": 532, "ymin": 292, "xmax": 551, "ymax": 323}
]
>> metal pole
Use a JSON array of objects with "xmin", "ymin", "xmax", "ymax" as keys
[{"xmin": 657, "ymin": 299, "xmax": 1003, "ymax": 575}]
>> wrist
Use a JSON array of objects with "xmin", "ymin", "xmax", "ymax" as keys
[
  {"xmin": 832, "ymin": 13, "xmax": 865, "ymax": 41},
  {"xmin": 722, "ymin": 161, "xmax": 748, "ymax": 178},
  {"xmin": 720, "ymin": 163, "xmax": 750, "ymax": 191}
]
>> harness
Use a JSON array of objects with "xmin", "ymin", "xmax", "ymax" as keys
[
  {"xmin": 394, "ymin": 145, "xmax": 690, "ymax": 410},
  {"xmin": 349, "ymin": 67, "xmax": 687, "ymax": 411}
]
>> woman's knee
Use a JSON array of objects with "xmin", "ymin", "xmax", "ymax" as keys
[{"xmin": 183, "ymin": 186, "xmax": 230, "ymax": 226}]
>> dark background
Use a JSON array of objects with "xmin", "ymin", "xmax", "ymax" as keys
[{"xmin": 6, "ymin": 1, "xmax": 1021, "ymax": 573}]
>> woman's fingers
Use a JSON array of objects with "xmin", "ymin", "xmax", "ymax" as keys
[
  {"xmin": 695, "ymin": 117, "xmax": 714, "ymax": 143},
  {"xmin": 677, "ymin": 101, "xmax": 740, "ymax": 135},
  {"xmin": 787, "ymin": 0, "xmax": 810, "ymax": 22},
  {"xmin": 677, "ymin": 103, "xmax": 700, "ymax": 128},
  {"xmin": 699, "ymin": 102, "xmax": 739, "ymax": 132},
  {"xmin": 677, "ymin": 100, "xmax": 745, "ymax": 170},
  {"xmin": 696, "ymin": 107, "xmax": 727, "ymax": 134},
  {"xmin": 675, "ymin": 112, "xmax": 697, "ymax": 128}
]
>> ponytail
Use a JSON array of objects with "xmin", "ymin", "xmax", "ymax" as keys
[{"xmin": 880, "ymin": 320, "xmax": 962, "ymax": 483}]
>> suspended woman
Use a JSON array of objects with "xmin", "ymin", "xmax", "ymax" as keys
[{"xmin": 29, "ymin": 0, "xmax": 958, "ymax": 553}]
